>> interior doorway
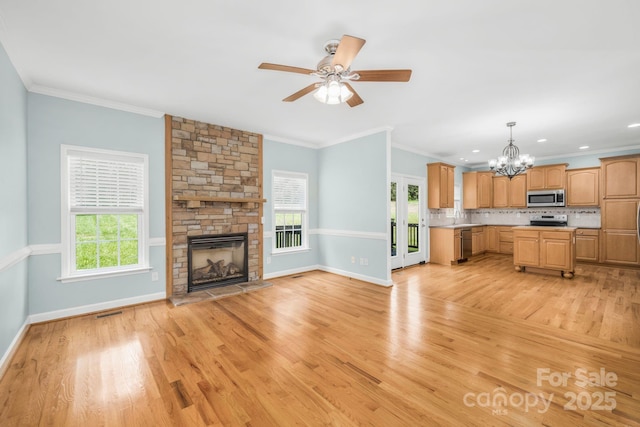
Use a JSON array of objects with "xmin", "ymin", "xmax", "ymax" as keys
[{"xmin": 390, "ymin": 175, "xmax": 426, "ymax": 269}]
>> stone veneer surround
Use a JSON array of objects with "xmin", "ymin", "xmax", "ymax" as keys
[{"xmin": 167, "ymin": 116, "xmax": 262, "ymax": 296}]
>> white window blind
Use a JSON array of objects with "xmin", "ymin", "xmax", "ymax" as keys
[
  {"xmin": 68, "ymin": 152, "xmax": 145, "ymax": 213},
  {"xmin": 273, "ymin": 173, "xmax": 307, "ymax": 211}
]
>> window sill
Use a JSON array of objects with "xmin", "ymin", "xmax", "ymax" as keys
[
  {"xmin": 272, "ymin": 247, "xmax": 310, "ymax": 256},
  {"xmin": 58, "ymin": 266, "xmax": 152, "ymax": 283}
]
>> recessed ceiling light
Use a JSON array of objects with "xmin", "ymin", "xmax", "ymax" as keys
[
  {"xmin": 629, "ymin": 123, "xmax": 640, "ymax": 128},
  {"xmin": 460, "ymin": 157, "xmax": 465, "ymax": 160},
  {"xmin": 472, "ymin": 149, "xmax": 480, "ymax": 153},
  {"xmin": 464, "ymin": 159, "xmax": 469, "ymax": 162},
  {"xmin": 579, "ymin": 145, "xmax": 589, "ymax": 150},
  {"xmin": 537, "ymin": 138, "xmax": 547, "ymax": 143}
]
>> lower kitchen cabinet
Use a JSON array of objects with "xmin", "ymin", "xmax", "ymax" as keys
[
  {"xmin": 513, "ymin": 227, "xmax": 576, "ymax": 278},
  {"xmin": 429, "ymin": 228, "xmax": 462, "ymax": 265},
  {"xmin": 601, "ymin": 199, "xmax": 640, "ymax": 266},
  {"xmin": 485, "ymin": 226, "xmax": 513, "ymax": 254},
  {"xmin": 485, "ymin": 226, "xmax": 499, "ymax": 252},
  {"xmin": 575, "ymin": 228, "xmax": 599, "ymax": 262},
  {"xmin": 472, "ymin": 226, "xmax": 485, "ymax": 255},
  {"xmin": 498, "ymin": 227, "xmax": 514, "ymax": 254}
]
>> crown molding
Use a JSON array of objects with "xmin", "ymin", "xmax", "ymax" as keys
[
  {"xmin": 29, "ymin": 85, "xmax": 165, "ymax": 118},
  {"xmin": 263, "ymin": 134, "xmax": 319, "ymax": 149},
  {"xmin": 319, "ymin": 126, "xmax": 394, "ymax": 148}
]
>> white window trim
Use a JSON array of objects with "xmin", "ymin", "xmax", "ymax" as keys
[
  {"xmin": 60, "ymin": 144, "xmax": 150, "ymax": 281},
  {"xmin": 272, "ymin": 170, "xmax": 309, "ymax": 254}
]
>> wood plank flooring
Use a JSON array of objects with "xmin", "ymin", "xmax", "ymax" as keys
[{"xmin": 1, "ymin": 254, "xmax": 639, "ymax": 426}]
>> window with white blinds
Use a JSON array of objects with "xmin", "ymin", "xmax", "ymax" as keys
[
  {"xmin": 272, "ymin": 171, "xmax": 308, "ymax": 252},
  {"xmin": 273, "ymin": 173, "xmax": 307, "ymax": 210},
  {"xmin": 68, "ymin": 153, "xmax": 145, "ymax": 212},
  {"xmin": 61, "ymin": 145, "xmax": 149, "ymax": 280}
]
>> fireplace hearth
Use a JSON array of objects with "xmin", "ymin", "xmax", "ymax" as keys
[{"xmin": 188, "ymin": 233, "xmax": 248, "ymax": 292}]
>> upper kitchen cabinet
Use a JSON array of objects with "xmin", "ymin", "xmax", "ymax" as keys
[
  {"xmin": 526, "ymin": 164, "xmax": 567, "ymax": 191},
  {"xmin": 428, "ymin": 162, "xmax": 455, "ymax": 208},
  {"xmin": 601, "ymin": 155, "xmax": 640, "ymax": 198},
  {"xmin": 463, "ymin": 171, "xmax": 493, "ymax": 209},
  {"xmin": 492, "ymin": 174, "xmax": 526, "ymax": 208},
  {"xmin": 567, "ymin": 167, "xmax": 600, "ymax": 206}
]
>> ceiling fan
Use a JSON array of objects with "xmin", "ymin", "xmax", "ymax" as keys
[{"xmin": 258, "ymin": 35, "xmax": 412, "ymax": 107}]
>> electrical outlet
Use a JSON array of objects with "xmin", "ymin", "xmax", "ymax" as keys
[
  {"xmin": 575, "ymin": 213, "xmax": 581, "ymax": 219},
  {"xmin": 363, "ymin": 258, "xmax": 368, "ymax": 266},
  {"xmin": 351, "ymin": 256, "xmax": 356, "ymax": 264},
  {"xmin": 151, "ymin": 272, "xmax": 159, "ymax": 281},
  {"xmin": 517, "ymin": 212, "xmax": 520, "ymax": 218},
  {"xmin": 266, "ymin": 256, "xmax": 271, "ymax": 264},
  {"xmin": 484, "ymin": 212, "xmax": 489, "ymax": 218}
]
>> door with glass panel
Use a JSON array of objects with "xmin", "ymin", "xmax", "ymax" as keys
[{"xmin": 391, "ymin": 175, "xmax": 426, "ymax": 269}]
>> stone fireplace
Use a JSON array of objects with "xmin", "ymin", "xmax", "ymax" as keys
[{"xmin": 166, "ymin": 115, "xmax": 263, "ymax": 297}]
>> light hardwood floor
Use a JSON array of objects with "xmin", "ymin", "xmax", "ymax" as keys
[{"xmin": 1, "ymin": 254, "xmax": 639, "ymax": 426}]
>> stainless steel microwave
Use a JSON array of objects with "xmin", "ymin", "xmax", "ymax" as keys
[{"xmin": 527, "ymin": 189, "xmax": 565, "ymax": 207}]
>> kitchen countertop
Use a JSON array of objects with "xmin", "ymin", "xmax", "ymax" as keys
[
  {"xmin": 430, "ymin": 224, "xmax": 521, "ymax": 229},
  {"xmin": 512, "ymin": 225, "xmax": 577, "ymax": 231},
  {"xmin": 429, "ymin": 223, "xmax": 484, "ymax": 229}
]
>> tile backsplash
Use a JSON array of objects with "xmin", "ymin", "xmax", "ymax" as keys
[{"xmin": 428, "ymin": 207, "xmax": 600, "ymax": 228}]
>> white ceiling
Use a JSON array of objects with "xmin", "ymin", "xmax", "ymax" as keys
[{"xmin": 1, "ymin": 0, "xmax": 639, "ymax": 166}]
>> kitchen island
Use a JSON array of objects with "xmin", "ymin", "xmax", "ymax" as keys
[{"xmin": 512, "ymin": 226, "xmax": 577, "ymax": 278}]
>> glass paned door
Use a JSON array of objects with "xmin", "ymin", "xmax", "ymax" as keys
[{"xmin": 391, "ymin": 175, "xmax": 425, "ymax": 269}]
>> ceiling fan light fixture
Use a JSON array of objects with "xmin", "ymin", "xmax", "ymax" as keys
[{"xmin": 313, "ymin": 78, "xmax": 353, "ymax": 105}]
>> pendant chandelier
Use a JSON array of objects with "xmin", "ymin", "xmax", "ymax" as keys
[{"xmin": 488, "ymin": 122, "xmax": 534, "ymax": 179}]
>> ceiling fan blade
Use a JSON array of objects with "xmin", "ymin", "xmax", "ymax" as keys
[
  {"xmin": 258, "ymin": 63, "xmax": 315, "ymax": 75},
  {"xmin": 353, "ymin": 69, "xmax": 412, "ymax": 82},
  {"xmin": 343, "ymin": 83, "xmax": 363, "ymax": 107},
  {"xmin": 332, "ymin": 35, "xmax": 366, "ymax": 71},
  {"xmin": 282, "ymin": 83, "xmax": 318, "ymax": 102}
]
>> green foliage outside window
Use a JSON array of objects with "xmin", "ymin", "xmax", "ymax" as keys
[{"xmin": 75, "ymin": 214, "xmax": 139, "ymax": 270}]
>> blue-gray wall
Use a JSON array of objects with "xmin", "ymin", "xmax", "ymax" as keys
[
  {"xmin": 318, "ymin": 131, "xmax": 390, "ymax": 284},
  {"xmin": 263, "ymin": 132, "xmax": 392, "ymax": 285},
  {"xmin": 0, "ymin": 42, "xmax": 29, "ymax": 363},
  {"xmin": 26, "ymin": 94, "xmax": 166, "ymax": 315},
  {"xmin": 263, "ymin": 139, "xmax": 319, "ymax": 276}
]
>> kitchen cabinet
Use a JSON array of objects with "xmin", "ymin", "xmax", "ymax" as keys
[
  {"xmin": 527, "ymin": 164, "xmax": 567, "ymax": 191},
  {"xmin": 484, "ymin": 225, "xmax": 512, "ymax": 254},
  {"xmin": 428, "ymin": 162, "xmax": 455, "ymax": 208},
  {"xmin": 600, "ymin": 154, "xmax": 640, "ymax": 267},
  {"xmin": 492, "ymin": 174, "xmax": 527, "ymax": 208},
  {"xmin": 509, "ymin": 174, "xmax": 528, "ymax": 207},
  {"xmin": 472, "ymin": 226, "xmax": 485, "ymax": 255},
  {"xmin": 575, "ymin": 228, "xmax": 599, "ymax": 263},
  {"xmin": 567, "ymin": 168, "xmax": 600, "ymax": 206},
  {"xmin": 513, "ymin": 227, "xmax": 576, "ymax": 278},
  {"xmin": 463, "ymin": 172, "xmax": 493, "ymax": 209},
  {"xmin": 485, "ymin": 226, "xmax": 499, "ymax": 252},
  {"xmin": 498, "ymin": 227, "xmax": 514, "ymax": 254},
  {"xmin": 601, "ymin": 155, "xmax": 640, "ymax": 198},
  {"xmin": 492, "ymin": 177, "xmax": 509, "ymax": 208},
  {"xmin": 429, "ymin": 227, "xmax": 461, "ymax": 265},
  {"xmin": 601, "ymin": 199, "xmax": 639, "ymax": 265}
]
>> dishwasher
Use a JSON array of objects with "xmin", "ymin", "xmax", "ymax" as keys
[{"xmin": 459, "ymin": 228, "xmax": 472, "ymax": 262}]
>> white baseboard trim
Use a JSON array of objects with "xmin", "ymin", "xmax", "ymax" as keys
[
  {"xmin": 0, "ymin": 319, "xmax": 30, "ymax": 379},
  {"xmin": 263, "ymin": 265, "xmax": 321, "ymax": 280},
  {"xmin": 29, "ymin": 291, "xmax": 166, "ymax": 324},
  {"xmin": 317, "ymin": 266, "xmax": 393, "ymax": 287},
  {"xmin": 266, "ymin": 265, "xmax": 392, "ymax": 287}
]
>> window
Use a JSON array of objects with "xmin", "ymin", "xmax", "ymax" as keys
[
  {"xmin": 61, "ymin": 145, "xmax": 149, "ymax": 280},
  {"xmin": 272, "ymin": 171, "xmax": 308, "ymax": 252}
]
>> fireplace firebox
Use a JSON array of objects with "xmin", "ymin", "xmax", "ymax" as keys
[{"xmin": 187, "ymin": 233, "xmax": 248, "ymax": 292}]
